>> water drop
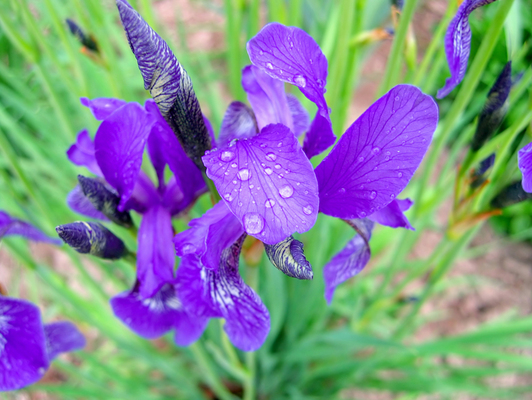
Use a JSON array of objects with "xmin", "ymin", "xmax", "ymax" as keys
[
  {"xmin": 358, "ymin": 156, "xmax": 365, "ymax": 162},
  {"xmin": 390, "ymin": 194, "xmax": 395, "ymax": 200},
  {"xmin": 277, "ymin": 142, "xmax": 283, "ymax": 147},
  {"xmin": 265, "ymin": 152, "xmax": 277, "ymax": 161},
  {"xmin": 259, "ymin": 50, "xmax": 264, "ymax": 55},
  {"xmin": 231, "ymin": 163, "xmax": 237, "ymax": 168},
  {"xmin": 279, "ymin": 184, "xmax": 294, "ymax": 198},
  {"xmin": 395, "ymin": 96, "xmax": 400, "ymax": 101},
  {"xmin": 264, "ymin": 167, "xmax": 273, "ymax": 175},
  {"xmin": 238, "ymin": 168, "xmax": 251, "ymax": 181},
  {"xmin": 370, "ymin": 191, "xmax": 377, "ymax": 199},
  {"xmin": 303, "ymin": 205, "xmax": 314, "ymax": 215},
  {"xmin": 220, "ymin": 150, "xmax": 235, "ymax": 162},
  {"xmin": 243, "ymin": 213, "xmax": 265, "ymax": 234},
  {"xmin": 266, "ymin": 62, "xmax": 273, "ymax": 69},
  {"xmin": 293, "ymin": 74, "xmax": 307, "ymax": 88},
  {"xmin": 224, "ymin": 193, "xmax": 233, "ymax": 202},
  {"xmin": 317, "ymin": 78, "xmax": 324, "ymax": 88},
  {"xmin": 238, "ymin": 202, "xmax": 243, "ymax": 206},
  {"xmin": 359, "ymin": 211, "xmax": 367, "ymax": 218},
  {"xmin": 265, "ymin": 199, "xmax": 276, "ymax": 208},
  {"xmin": 372, "ymin": 147, "xmax": 380, "ymax": 154},
  {"xmin": 397, "ymin": 172, "xmax": 403, "ymax": 178},
  {"xmin": 249, "ymin": 184, "xmax": 254, "ymax": 189},
  {"xmin": 232, "ymin": 180, "xmax": 237, "ymax": 184},
  {"xmin": 275, "ymin": 164, "xmax": 281, "ymax": 169},
  {"xmin": 338, "ymin": 188, "xmax": 346, "ymax": 194}
]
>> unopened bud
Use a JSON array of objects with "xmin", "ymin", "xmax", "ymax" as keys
[
  {"xmin": 470, "ymin": 153, "xmax": 495, "ymax": 189},
  {"xmin": 66, "ymin": 19, "xmax": 99, "ymax": 52},
  {"xmin": 56, "ymin": 222, "xmax": 127, "ymax": 259},
  {"xmin": 264, "ymin": 236, "xmax": 313, "ymax": 280},
  {"xmin": 491, "ymin": 181, "xmax": 532, "ymax": 209}
]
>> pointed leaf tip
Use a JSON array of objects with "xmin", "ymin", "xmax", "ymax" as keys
[{"xmin": 264, "ymin": 236, "xmax": 313, "ymax": 280}]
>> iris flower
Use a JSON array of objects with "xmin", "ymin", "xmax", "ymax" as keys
[{"xmin": 0, "ymin": 211, "xmax": 61, "ymax": 245}]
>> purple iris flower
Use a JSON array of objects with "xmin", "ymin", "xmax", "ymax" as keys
[
  {"xmin": 437, "ymin": 0, "xmax": 499, "ymax": 99},
  {"xmin": 67, "ymin": 97, "xmax": 209, "ymax": 344},
  {"xmin": 314, "ymin": 84, "xmax": 438, "ymax": 302},
  {"xmin": 0, "ymin": 211, "xmax": 61, "ymax": 245},
  {"xmin": 0, "ymin": 296, "xmax": 85, "ymax": 391},
  {"xmin": 518, "ymin": 143, "xmax": 532, "ymax": 193}
]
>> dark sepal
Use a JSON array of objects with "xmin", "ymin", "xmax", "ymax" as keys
[
  {"xmin": 491, "ymin": 181, "xmax": 532, "ymax": 209},
  {"xmin": 115, "ymin": 0, "xmax": 211, "ymax": 171},
  {"xmin": 56, "ymin": 221, "xmax": 127, "ymax": 259},
  {"xmin": 264, "ymin": 236, "xmax": 313, "ymax": 280},
  {"xmin": 78, "ymin": 175, "xmax": 133, "ymax": 228}
]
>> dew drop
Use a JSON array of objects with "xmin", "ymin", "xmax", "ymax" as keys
[
  {"xmin": 265, "ymin": 152, "xmax": 277, "ymax": 161},
  {"xmin": 277, "ymin": 142, "xmax": 283, "ymax": 147},
  {"xmin": 243, "ymin": 213, "xmax": 265, "ymax": 234},
  {"xmin": 359, "ymin": 211, "xmax": 367, "ymax": 218},
  {"xmin": 266, "ymin": 62, "xmax": 273, "ymax": 69},
  {"xmin": 317, "ymin": 78, "xmax": 324, "ymax": 88},
  {"xmin": 275, "ymin": 164, "xmax": 281, "ymax": 169},
  {"xmin": 338, "ymin": 187, "xmax": 346, "ymax": 194},
  {"xmin": 231, "ymin": 163, "xmax": 237, "ymax": 168},
  {"xmin": 220, "ymin": 150, "xmax": 235, "ymax": 162},
  {"xmin": 265, "ymin": 167, "xmax": 273, "ymax": 175},
  {"xmin": 279, "ymin": 184, "xmax": 294, "ymax": 198},
  {"xmin": 259, "ymin": 50, "xmax": 264, "ymax": 55},
  {"xmin": 390, "ymin": 194, "xmax": 395, "ymax": 200},
  {"xmin": 293, "ymin": 74, "xmax": 307, "ymax": 88},
  {"xmin": 372, "ymin": 147, "xmax": 380, "ymax": 154},
  {"xmin": 182, "ymin": 243, "xmax": 197, "ymax": 253},
  {"xmin": 224, "ymin": 193, "xmax": 233, "ymax": 202},
  {"xmin": 370, "ymin": 191, "xmax": 377, "ymax": 199},
  {"xmin": 358, "ymin": 156, "xmax": 365, "ymax": 162},
  {"xmin": 397, "ymin": 172, "xmax": 403, "ymax": 178},
  {"xmin": 238, "ymin": 202, "xmax": 243, "ymax": 206},
  {"xmin": 238, "ymin": 168, "xmax": 251, "ymax": 181},
  {"xmin": 395, "ymin": 96, "xmax": 400, "ymax": 101},
  {"xmin": 303, "ymin": 205, "xmax": 314, "ymax": 215},
  {"xmin": 232, "ymin": 180, "xmax": 237, "ymax": 184},
  {"xmin": 249, "ymin": 184, "xmax": 254, "ymax": 189},
  {"xmin": 265, "ymin": 199, "xmax": 276, "ymax": 208}
]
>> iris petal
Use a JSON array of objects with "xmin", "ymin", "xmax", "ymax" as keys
[
  {"xmin": 66, "ymin": 185, "xmax": 109, "ymax": 221},
  {"xmin": 67, "ymin": 129, "xmax": 102, "ymax": 176},
  {"xmin": 218, "ymin": 101, "xmax": 258, "ymax": 146},
  {"xmin": 518, "ymin": 142, "xmax": 532, "ymax": 193},
  {"xmin": 0, "ymin": 211, "xmax": 61, "ymax": 245},
  {"xmin": 43, "ymin": 321, "xmax": 86, "ymax": 360},
  {"xmin": 368, "ymin": 198, "xmax": 414, "ymax": 230},
  {"xmin": 80, "ymin": 97, "xmax": 127, "ymax": 121}
]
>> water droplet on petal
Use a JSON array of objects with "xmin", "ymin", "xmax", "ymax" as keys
[
  {"xmin": 220, "ymin": 150, "xmax": 235, "ymax": 162},
  {"xmin": 265, "ymin": 152, "xmax": 277, "ymax": 161},
  {"xmin": 372, "ymin": 147, "xmax": 380, "ymax": 154},
  {"xmin": 266, "ymin": 62, "xmax": 273, "ymax": 69},
  {"xmin": 275, "ymin": 164, "xmax": 281, "ymax": 169},
  {"xmin": 279, "ymin": 184, "xmax": 294, "ymax": 198},
  {"xmin": 231, "ymin": 163, "xmax": 237, "ymax": 168},
  {"xmin": 224, "ymin": 193, "xmax": 233, "ymax": 202},
  {"xmin": 264, "ymin": 167, "xmax": 273, "ymax": 175},
  {"xmin": 238, "ymin": 168, "xmax": 251, "ymax": 181},
  {"xmin": 359, "ymin": 211, "xmax": 367, "ymax": 218},
  {"xmin": 370, "ymin": 191, "xmax": 377, "ymax": 199},
  {"xmin": 277, "ymin": 142, "xmax": 283, "ymax": 147},
  {"xmin": 303, "ymin": 205, "xmax": 314, "ymax": 215},
  {"xmin": 265, "ymin": 199, "xmax": 275, "ymax": 208},
  {"xmin": 182, "ymin": 243, "xmax": 197, "ymax": 253},
  {"xmin": 390, "ymin": 194, "xmax": 395, "ymax": 200},
  {"xmin": 243, "ymin": 213, "xmax": 265, "ymax": 234},
  {"xmin": 232, "ymin": 180, "xmax": 237, "ymax": 184},
  {"xmin": 395, "ymin": 96, "xmax": 400, "ymax": 101},
  {"xmin": 397, "ymin": 172, "xmax": 403, "ymax": 178},
  {"xmin": 358, "ymin": 156, "xmax": 365, "ymax": 162},
  {"xmin": 338, "ymin": 188, "xmax": 346, "ymax": 194},
  {"xmin": 259, "ymin": 50, "xmax": 264, "ymax": 55},
  {"xmin": 293, "ymin": 74, "xmax": 307, "ymax": 88}
]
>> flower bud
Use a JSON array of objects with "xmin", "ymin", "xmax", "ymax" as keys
[
  {"xmin": 264, "ymin": 236, "xmax": 313, "ymax": 280},
  {"xmin": 78, "ymin": 175, "xmax": 133, "ymax": 228},
  {"xmin": 491, "ymin": 181, "xmax": 532, "ymax": 209},
  {"xmin": 471, "ymin": 62, "xmax": 512, "ymax": 152},
  {"xmin": 470, "ymin": 153, "xmax": 495, "ymax": 189},
  {"xmin": 66, "ymin": 19, "xmax": 99, "ymax": 52},
  {"xmin": 56, "ymin": 222, "xmax": 127, "ymax": 259}
]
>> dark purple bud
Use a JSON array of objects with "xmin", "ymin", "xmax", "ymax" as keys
[
  {"xmin": 392, "ymin": 0, "xmax": 404, "ymax": 10},
  {"xmin": 66, "ymin": 19, "xmax": 99, "ymax": 52},
  {"xmin": 56, "ymin": 221, "xmax": 127, "ymax": 259},
  {"xmin": 471, "ymin": 62, "xmax": 512, "ymax": 152},
  {"xmin": 491, "ymin": 181, "xmax": 532, "ymax": 208},
  {"xmin": 115, "ymin": 0, "xmax": 211, "ymax": 170},
  {"xmin": 264, "ymin": 236, "xmax": 313, "ymax": 280},
  {"xmin": 77, "ymin": 175, "xmax": 133, "ymax": 228},
  {"xmin": 470, "ymin": 153, "xmax": 495, "ymax": 189}
]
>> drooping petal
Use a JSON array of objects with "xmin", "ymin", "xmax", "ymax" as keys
[
  {"xmin": 66, "ymin": 129, "xmax": 102, "ymax": 176},
  {"xmin": 110, "ymin": 283, "xmax": 207, "ymax": 344},
  {"xmin": 176, "ymin": 236, "xmax": 270, "ymax": 351},
  {"xmin": 437, "ymin": 0, "xmax": 498, "ymax": 99},
  {"xmin": 247, "ymin": 22, "xmax": 333, "ymax": 142},
  {"xmin": 136, "ymin": 206, "xmax": 175, "ymax": 299},
  {"xmin": 303, "ymin": 112, "xmax": 336, "ymax": 159},
  {"xmin": 518, "ymin": 142, "xmax": 532, "ymax": 193},
  {"xmin": 286, "ymin": 94, "xmax": 310, "ymax": 137},
  {"xmin": 324, "ymin": 219, "xmax": 374, "ymax": 303},
  {"xmin": 80, "ymin": 97, "xmax": 126, "ymax": 121},
  {"xmin": 56, "ymin": 221, "xmax": 127, "ymax": 259},
  {"xmin": 368, "ymin": 198, "xmax": 414, "ymax": 230},
  {"xmin": 77, "ymin": 176, "xmax": 133, "ymax": 228},
  {"xmin": 202, "ymin": 124, "xmax": 319, "ymax": 245},
  {"xmin": 241, "ymin": 65, "xmax": 292, "ymax": 132},
  {"xmin": 43, "ymin": 321, "xmax": 85, "ymax": 360},
  {"xmin": 116, "ymin": 0, "xmax": 211, "ymax": 170},
  {"xmin": 264, "ymin": 236, "xmax": 313, "ymax": 279},
  {"xmin": 67, "ymin": 186, "xmax": 109, "ymax": 221},
  {"xmin": 94, "ymin": 102, "xmax": 154, "ymax": 209},
  {"xmin": 0, "ymin": 297, "xmax": 49, "ymax": 391},
  {"xmin": 218, "ymin": 101, "xmax": 258, "ymax": 146},
  {"xmin": 0, "ymin": 211, "xmax": 61, "ymax": 245},
  {"xmin": 316, "ymin": 85, "xmax": 438, "ymax": 219},
  {"xmin": 174, "ymin": 201, "xmax": 245, "ymax": 270}
]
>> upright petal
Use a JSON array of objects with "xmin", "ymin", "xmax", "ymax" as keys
[
  {"xmin": 518, "ymin": 142, "xmax": 532, "ymax": 193},
  {"xmin": 437, "ymin": 0, "xmax": 498, "ymax": 99},
  {"xmin": 302, "ymin": 112, "xmax": 336, "ymax": 159},
  {"xmin": 94, "ymin": 102, "xmax": 153, "ymax": 209},
  {"xmin": 0, "ymin": 211, "xmax": 61, "ymax": 245},
  {"xmin": 80, "ymin": 97, "xmax": 127, "ymax": 121},
  {"xmin": 316, "ymin": 85, "xmax": 437, "ymax": 219},
  {"xmin": 110, "ymin": 283, "xmax": 207, "ymax": 345},
  {"xmin": 137, "ymin": 206, "xmax": 175, "ymax": 299},
  {"xmin": 116, "ymin": 0, "xmax": 211, "ymax": 170},
  {"xmin": 368, "ymin": 198, "xmax": 414, "ymax": 230},
  {"xmin": 241, "ymin": 65, "xmax": 292, "ymax": 132},
  {"xmin": 176, "ymin": 237, "xmax": 270, "ymax": 351},
  {"xmin": 0, "ymin": 297, "xmax": 49, "ymax": 391},
  {"xmin": 247, "ymin": 22, "xmax": 333, "ymax": 142},
  {"xmin": 286, "ymin": 94, "xmax": 310, "ymax": 137},
  {"xmin": 43, "ymin": 322, "xmax": 85, "ymax": 360},
  {"xmin": 67, "ymin": 129, "xmax": 102, "ymax": 176},
  {"xmin": 202, "ymin": 124, "xmax": 319, "ymax": 245},
  {"xmin": 324, "ymin": 219, "xmax": 374, "ymax": 303},
  {"xmin": 264, "ymin": 236, "xmax": 313, "ymax": 279},
  {"xmin": 67, "ymin": 185, "xmax": 109, "ymax": 221},
  {"xmin": 218, "ymin": 101, "xmax": 258, "ymax": 146}
]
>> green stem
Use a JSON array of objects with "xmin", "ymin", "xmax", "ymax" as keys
[{"xmin": 224, "ymin": 0, "xmax": 245, "ymax": 101}]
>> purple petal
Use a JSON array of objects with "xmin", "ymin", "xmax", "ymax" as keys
[
  {"xmin": 518, "ymin": 142, "xmax": 532, "ymax": 193},
  {"xmin": 0, "ymin": 211, "xmax": 61, "ymax": 245},
  {"xmin": 161, "ymin": 177, "xmax": 185, "ymax": 215},
  {"xmin": 43, "ymin": 321, "xmax": 85, "ymax": 360},
  {"xmin": 67, "ymin": 185, "xmax": 109, "ymax": 221},
  {"xmin": 437, "ymin": 0, "xmax": 498, "ymax": 99},
  {"xmin": 218, "ymin": 101, "xmax": 258, "ymax": 146},
  {"xmin": 80, "ymin": 97, "xmax": 127, "ymax": 120},
  {"xmin": 110, "ymin": 283, "xmax": 207, "ymax": 344},
  {"xmin": 137, "ymin": 206, "xmax": 175, "ymax": 299},
  {"xmin": 202, "ymin": 124, "xmax": 319, "ymax": 245},
  {"xmin": 94, "ymin": 102, "xmax": 153, "ymax": 209},
  {"xmin": 66, "ymin": 129, "xmax": 102, "ymax": 176},
  {"xmin": 316, "ymin": 85, "xmax": 438, "ymax": 219},
  {"xmin": 174, "ymin": 201, "xmax": 244, "ymax": 270},
  {"xmin": 286, "ymin": 94, "xmax": 310, "ymax": 137},
  {"xmin": 241, "ymin": 65, "xmax": 292, "ymax": 132},
  {"xmin": 176, "ymin": 237, "xmax": 270, "ymax": 351},
  {"xmin": 116, "ymin": 0, "xmax": 211, "ymax": 170},
  {"xmin": 303, "ymin": 112, "xmax": 336, "ymax": 159},
  {"xmin": 324, "ymin": 219, "xmax": 374, "ymax": 303},
  {"xmin": 368, "ymin": 198, "xmax": 414, "ymax": 230},
  {"xmin": 247, "ymin": 22, "xmax": 333, "ymax": 143},
  {"xmin": 122, "ymin": 171, "xmax": 160, "ymax": 214},
  {"xmin": 0, "ymin": 297, "xmax": 49, "ymax": 391}
]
